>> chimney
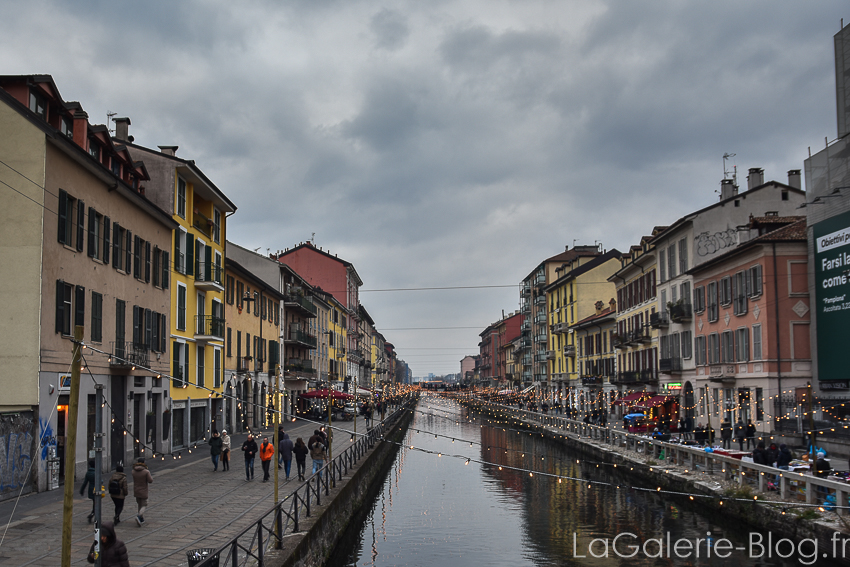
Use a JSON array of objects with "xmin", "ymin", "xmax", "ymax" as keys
[
  {"xmin": 747, "ymin": 167, "xmax": 764, "ymax": 190},
  {"xmin": 72, "ymin": 109, "xmax": 89, "ymax": 151},
  {"xmin": 787, "ymin": 169, "xmax": 801, "ymax": 189},
  {"xmin": 158, "ymin": 145, "xmax": 178, "ymax": 156},
  {"xmin": 595, "ymin": 300, "xmax": 604, "ymax": 315},
  {"xmin": 720, "ymin": 179, "xmax": 737, "ymax": 200},
  {"xmin": 114, "ymin": 117, "xmax": 131, "ymax": 141}
]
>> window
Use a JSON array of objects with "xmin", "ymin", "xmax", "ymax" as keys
[
  {"xmin": 693, "ymin": 286, "xmax": 705, "ymax": 313},
  {"xmin": 226, "ymin": 276, "xmax": 234, "ymax": 304},
  {"xmin": 112, "ymin": 223, "xmax": 124, "ymax": 271},
  {"xmin": 29, "ymin": 90, "xmax": 46, "ymax": 118},
  {"xmin": 752, "ymin": 324, "xmax": 762, "ymax": 360},
  {"xmin": 237, "ymin": 281, "xmax": 244, "ymax": 308},
  {"xmin": 60, "ymin": 116, "xmax": 73, "ymax": 138},
  {"xmin": 175, "ymin": 230, "xmax": 186, "ymax": 274},
  {"xmin": 125, "ymin": 230, "xmax": 132, "ymax": 275},
  {"xmin": 177, "ymin": 284, "xmax": 187, "ymax": 331},
  {"xmin": 695, "ymin": 335, "xmax": 706, "ymax": 365},
  {"xmin": 57, "ymin": 190, "xmax": 84, "ymax": 251},
  {"xmin": 659, "ymin": 249, "xmax": 666, "ymax": 282},
  {"xmin": 733, "ymin": 271, "xmax": 748, "ymax": 315},
  {"xmin": 173, "ymin": 341, "xmax": 186, "ymax": 386},
  {"xmin": 227, "ymin": 327, "xmax": 232, "ymax": 357},
  {"xmin": 214, "ymin": 348, "xmax": 221, "ymax": 388},
  {"xmin": 681, "ymin": 330, "xmax": 692, "ymax": 359},
  {"xmin": 144, "ymin": 241, "xmax": 151, "ymax": 283},
  {"xmin": 747, "ymin": 265, "xmax": 763, "ymax": 297},
  {"xmin": 55, "ymin": 280, "xmax": 73, "ymax": 335},
  {"xmin": 197, "ymin": 346, "xmax": 205, "ymax": 387},
  {"xmin": 133, "ymin": 235, "xmax": 141, "ymax": 279},
  {"xmin": 719, "ymin": 276, "xmax": 732, "ymax": 306},
  {"xmin": 91, "ymin": 292, "xmax": 103, "ymax": 343},
  {"xmin": 678, "ymin": 238, "xmax": 688, "ymax": 274},
  {"xmin": 132, "ymin": 305, "xmax": 144, "ymax": 349},
  {"xmin": 88, "ymin": 140, "xmax": 99, "ymax": 160},
  {"xmin": 707, "ymin": 282, "xmax": 718, "ymax": 322},
  {"xmin": 735, "ymin": 328, "xmax": 749, "ymax": 362},
  {"xmin": 708, "ymin": 333, "xmax": 720, "ymax": 364},
  {"xmin": 102, "ymin": 216, "xmax": 110, "ymax": 265},
  {"xmin": 668, "ymin": 244, "xmax": 677, "ymax": 279},
  {"xmin": 115, "ymin": 299, "xmax": 125, "ymax": 349},
  {"xmin": 721, "ymin": 331, "xmax": 734, "ymax": 363},
  {"xmin": 177, "ymin": 177, "xmax": 186, "ymax": 219},
  {"xmin": 87, "ymin": 207, "xmax": 100, "ymax": 259}
]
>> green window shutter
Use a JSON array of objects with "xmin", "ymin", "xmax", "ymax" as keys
[
  {"xmin": 186, "ymin": 235, "xmax": 194, "ymax": 276},
  {"xmin": 205, "ymin": 245, "xmax": 212, "ymax": 281}
]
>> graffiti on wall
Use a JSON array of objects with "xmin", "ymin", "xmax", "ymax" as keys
[
  {"xmin": 0, "ymin": 412, "xmax": 35, "ymax": 496},
  {"xmin": 695, "ymin": 228, "xmax": 738, "ymax": 257},
  {"xmin": 39, "ymin": 417, "xmax": 56, "ymax": 460}
]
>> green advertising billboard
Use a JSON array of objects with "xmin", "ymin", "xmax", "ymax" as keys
[{"xmin": 814, "ymin": 209, "xmax": 850, "ymax": 382}]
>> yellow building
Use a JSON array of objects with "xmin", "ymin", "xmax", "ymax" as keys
[
  {"xmin": 312, "ymin": 289, "xmax": 349, "ymax": 389},
  {"xmin": 123, "ymin": 142, "xmax": 236, "ymax": 448},
  {"xmin": 570, "ymin": 300, "xmax": 618, "ymax": 418},
  {"xmin": 544, "ymin": 248, "xmax": 622, "ymax": 410}
]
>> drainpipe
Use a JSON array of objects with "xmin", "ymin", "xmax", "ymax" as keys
[{"xmin": 772, "ymin": 243, "xmax": 783, "ymax": 437}]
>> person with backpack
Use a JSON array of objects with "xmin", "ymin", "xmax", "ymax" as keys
[
  {"xmin": 107, "ymin": 465, "xmax": 129, "ymax": 524},
  {"xmin": 308, "ymin": 430, "xmax": 328, "ymax": 479},
  {"xmin": 279, "ymin": 431, "xmax": 294, "ymax": 480}
]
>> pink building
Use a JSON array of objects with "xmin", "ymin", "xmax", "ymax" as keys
[{"xmin": 690, "ymin": 216, "xmax": 810, "ymax": 432}]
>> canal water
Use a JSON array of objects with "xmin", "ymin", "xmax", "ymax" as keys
[{"xmin": 330, "ymin": 395, "xmax": 815, "ymax": 566}]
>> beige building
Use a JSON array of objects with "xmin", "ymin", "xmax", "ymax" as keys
[{"xmin": 0, "ymin": 75, "xmax": 176, "ymax": 497}]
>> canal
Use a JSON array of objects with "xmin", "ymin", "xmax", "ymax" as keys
[{"xmin": 330, "ymin": 395, "xmax": 815, "ymax": 566}]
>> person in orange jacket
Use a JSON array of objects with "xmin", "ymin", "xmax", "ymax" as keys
[{"xmin": 259, "ymin": 436, "xmax": 275, "ymax": 482}]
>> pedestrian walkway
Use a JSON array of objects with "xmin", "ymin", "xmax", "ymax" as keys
[{"xmin": 0, "ymin": 414, "xmax": 373, "ymax": 566}]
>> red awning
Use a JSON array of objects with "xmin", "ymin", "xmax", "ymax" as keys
[
  {"xmin": 639, "ymin": 395, "xmax": 676, "ymax": 408},
  {"xmin": 611, "ymin": 392, "xmax": 650, "ymax": 406},
  {"xmin": 299, "ymin": 388, "xmax": 355, "ymax": 400}
]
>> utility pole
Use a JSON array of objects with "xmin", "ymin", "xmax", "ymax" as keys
[
  {"xmin": 61, "ymin": 326, "xmax": 84, "ymax": 567},
  {"xmin": 273, "ymin": 364, "xmax": 280, "ymax": 508},
  {"xmin": 93, "ymin": 383, "xmax": 103, "ymax": 567}
]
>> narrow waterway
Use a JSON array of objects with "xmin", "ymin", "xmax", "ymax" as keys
[{"xmin": 330, "ymin": 395, "xmax": 816, "ymax": 566}]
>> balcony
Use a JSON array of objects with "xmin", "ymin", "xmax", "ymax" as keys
[
  {"xmin": 659, "ymin": 357, "xmax": 683, "ymax": 373},
  {"xmin": 285, "ymin": 327, "xmax": 317, "ymax": 349},
  {"xmin": 348, "ymin": 349, "xmax": 364, "ymax": 363},
  {"xmin": 628, "ymin": 329, "xmax": 651, "ymax": 345},
  {"xmin": 551, "ymin": 322, "xmax": 568, "ymax": 334},
  {"xmin": 669, "ymin": 302, "xmax": 693, "ymax": 323},
  {"xmin": 110, "ymin": 342, "xmax": 149, "ymax": 368},
  {"xmin": 613, "ymin": 369, "xmax": 656, "ymax": 384},
  {"xmin": 284, "ymin": 294, "xmax": 318, "ymax": 317},
  {"xmin": 521, "ymin": 283, "xmax": 531, "ymax": 296},
  {"xmin": 521, "ymin": 320, "xmax": 531, "ymax": 332},
  {"xmin": 534, "ymin": 314, "xmax": 547, "ymax": 324},
  {"xmin": 649, "ymin": 312, "xmax": 669, "ymax": 328},
  {"xmin": 285, "ymin": 357, "xmax": 315, "ymax": 376},
  {"xmin": 563, "ymin": 345, "xmax": 576, "ymax": 357},
  {"xmin": 545, "ymin": 350, "xmax": 556, "ymax": 360},
  {"xmin": 521, "ymin": 302, "xmax": 531, "ymax": 314},
  {"xmin": 613, "ymin": 334, "xmax": 628, "ymax": 350},
  {"xmin": 534, "ymin": 295, "xmax": 546, "ymax": 305},
  {"xmin": 534, "ymin": 353, "xmax": 549, "ymax": 363},
  {"xmin": 192, "ymin": 209, "xmax": 212, "ymax": 238},
  {"xmin": 237, "ymin": 356, "xmax": 250, "ymax": 372},
  {"xmin": 195, "ymin": 315, "xmax": 224, "ymax": 342},
  {"xmin": 533, "ymin": 273, "xmax": 546, "ymax": 287},
  {"xmin": 521, "ymin": 355, "xmax": 532, "ymax": 366},
  {"xmin": 534, "ymin": 333, "xmax": 547, "ymax": 344},
  {"xmin": 195, "ymin": 262, "xmax": 223, "ymax": 291}
]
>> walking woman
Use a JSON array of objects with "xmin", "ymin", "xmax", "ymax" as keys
[
  {"xmin": 293, "ymin": 437, "xmax": 308, "ymax": 481},
  {"xmin": 221, "ymin": 430, "xmax": 231, "ymax": 471},
  {"xmin": 210, "ymin": 431, "xmax": 223, "ymax": 472}
]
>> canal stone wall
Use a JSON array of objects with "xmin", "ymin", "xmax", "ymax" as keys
[
  {"xmin": 465, "ymin": 398, "xmax": 850, "ymax": 565},
  {"xmin": 266, "ymin": 402, "xmax": 414, "ymax": 567}
]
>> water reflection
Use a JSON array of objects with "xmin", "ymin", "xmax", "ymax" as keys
[{"xmin": 332, "ymin": 395, "xmax": 803, "ymax": 566}]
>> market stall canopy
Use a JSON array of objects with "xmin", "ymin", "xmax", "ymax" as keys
[
  {"xmin": 300, "ymin": 388, "xmax": 355, "ymax": 400},
  {"xmin": 611, "ymin": 392, "xmax": 651, "ymax": 406},
  {"xmin": 638, "ymin": 395, "xmax": 676, "ymax": 408},
  {"xmin": 625, "ymin": 413, "xmax": 646, "ymax": 419}
]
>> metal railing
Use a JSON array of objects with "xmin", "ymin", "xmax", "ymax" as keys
[
  {"xmin": 195, "ymin": 315, "xmax": 225, "ymax": 338},
  {"xmin": 110, "ymin": 342, "xmax": 149, "ymax": 367},
  {"xmin": 283, "ymin": 293, "xmax": 318, "ymax": 316},
  {"xmin": 470, "ymin": 398, "xmax": 850, "ymax": 517},
  {"xmin": 196, "ymin": 394, "xmax": 417, "ymax": 566},
  {"xmin": 195, "ymin": 261, "xmax": 223, "ymax": 286}
]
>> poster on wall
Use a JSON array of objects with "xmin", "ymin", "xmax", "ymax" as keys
[{"xmin": 814, "ymin": 209, "xmax": 850, "ymax": 381}]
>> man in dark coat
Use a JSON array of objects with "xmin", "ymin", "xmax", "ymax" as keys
[
  {"xmin": 241, "ymin": 434, "xmax": 258, "ymax": 481},
  {"xmin": 79, "ymin": 460, "xmax": 97, "ymax": 523},
  {"xmin": 87, "ymin": 521, "xmax": 129, "ymax": 566},
  {"xmin": 720, "ymin": 420, "xmax": 732, "ymax": 449},
  {"xmin": 108, "ymin": 465, "xmax": 129, "ymax": 524},
  {"xmin": 279, "ymin": 432, "xmax": 294, "ymax": 480},
  {"xmin": 776, "ymin": 444, "xmax": 794, "ymax": 469},
  {"xmin": 209, "ymin": 431, "xmax": 223, "ymax": 472},
  {"xmin": 745, "ymin": 419, "xmax": 757, "ymax": 449},
  {"xmin": 752, "ymin": 441, "xmax": 769, "ymax": 465}
]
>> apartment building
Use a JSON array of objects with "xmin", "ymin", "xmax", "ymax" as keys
[
  {"xmin": 118, "ymin": 126, "xmax": 237, "ymax": 448},
  {"xmin": 570, "ymin": 300, "xmax": 618, "ymax": 417},
  {"xmin": 0, "ymin": 75, "xmax": 176, "ymax": 496}
]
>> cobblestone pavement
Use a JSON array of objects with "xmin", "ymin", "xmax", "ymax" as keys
[{"xmin": 0, "ymin": 414, "xmax": 374, "ymax": 567}]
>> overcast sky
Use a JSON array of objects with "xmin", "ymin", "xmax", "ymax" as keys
[{"xmin": 2, "ymin": 1, "xmax": 846, "ymax": 376}]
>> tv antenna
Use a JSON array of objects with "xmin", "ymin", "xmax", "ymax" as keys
[{"xmin": 107, "ymin": 111, "xmax": 117, "ymax": 134}]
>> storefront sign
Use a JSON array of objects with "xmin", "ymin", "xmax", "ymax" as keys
[
  {"xmin": 190, "ymin": 400, "xmax": 207, "ymax": 408},
  {"xmin": 172, "ymin": 400, "xmax": 187, "ymax": 409},
  {"xmin": 814, "ymin": 209, "xmax": 850, "ymax": 381},
  {"xmin": 820, "ymin": 380, "xmax": 850, "ymax": 390},
  {"xmin": 667, "ymin": 383, "xmax": 683, "ymax": 390}
]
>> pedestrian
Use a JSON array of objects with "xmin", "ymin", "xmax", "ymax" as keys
[
  {"xmin": 321, "ymin": 426, "xmax": 333, "ymax": 458},
  {"xmin": 765, "ymin": 442, "xmax": 779, "ymax": 467},
  {"xmin": 86, "ymin": 521, "xmax": 129, "ymax": 566},
  {"xmin": 79, "ymin": 460, "xmax": 97, "ymax": 523},
  {"xmin": 684, "ymin": 415, "xmax": 693, "ymax": 442},
  {"xmin": 720, "ymin": 419, "xmax": 732, "ymax": 449},
  {"xmin": 309, "ymin": 429, "xmax": 328, "ymax": 479},
  {"xmin": 752, "ymin": 441, "xmax": 768, "ymax": 465},
  {"xmin": 293, "ymin": 437, "xmax": 308, "ymax": 481},
  {"xmin": 260, "ymin": 436, "xmax": 274, "ymax": 482},
  {"xmin": 221, "ymin": 430, "xmax": 231, "ymax": 471},
  {"xmin": 131, "ymin": 457, "xmax": 152, "ymax": 526},
  {"xmin": 694, "ymin": 423, "xmax": 705, "ymax": 446},
  {"xmin": 745, "ymin": 419, "xmax": 756, "ymax": 450},
  {"xmin": 734, "ymin": 420, "xmax": 746, "ymax": 451},
  {"xmin": 107, "ymin": 465, "xmax": 128, "ymax": 524},
  {"xmin": 242, "ymin": 434, "xmax": 258, "ymax": 481},
  {"xmin": 279, "ymin": 430, "xmax": 294, "ymax": 480},
  {"xmin": 815, "ymin": 451, "xmax": 832, "ymax": 478},
  {"xmin": 209, "ymin": 430, "xmax": 223, "ymax": 472},
  {"xmin": 678, "ymin": 417, "xmax": 686, "ymax": 439},
  {"xmin": 776, "ymin": 443, "xmax": 793, "ymax": 470}
]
